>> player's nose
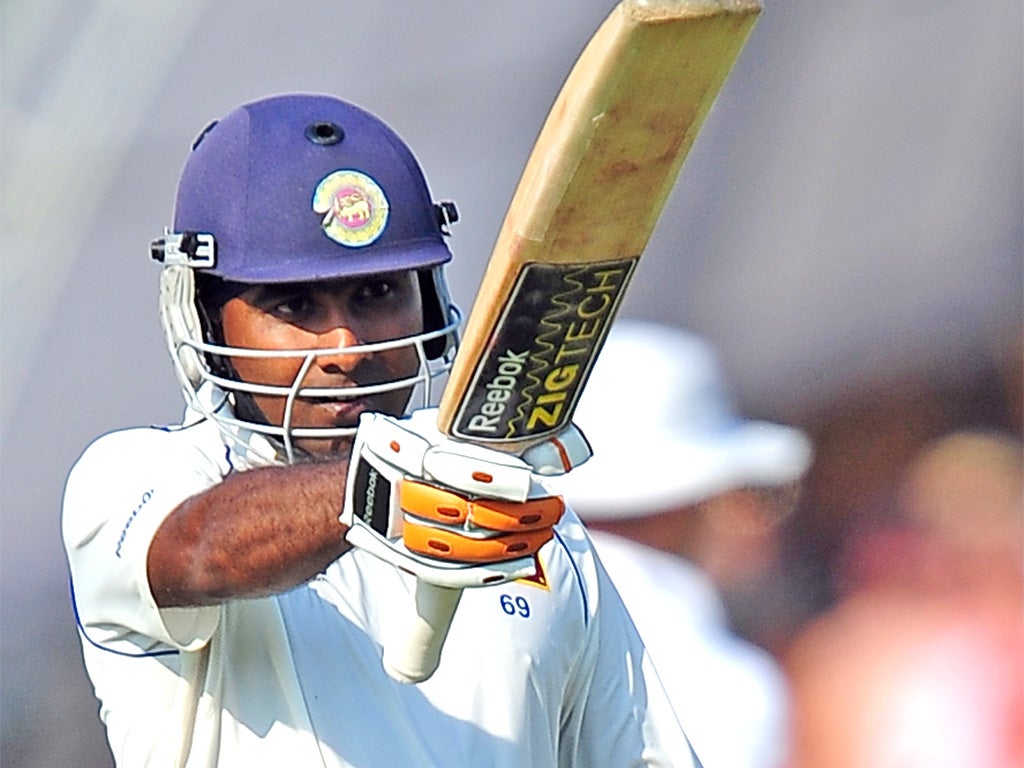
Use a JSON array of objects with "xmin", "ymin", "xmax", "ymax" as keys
[{"xmin": 315, "ymin": 325, "xmax": 370, "ymax": 374}]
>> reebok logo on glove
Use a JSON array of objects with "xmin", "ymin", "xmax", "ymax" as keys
[{"xmin": 352, "ymin": 458, "xmax": 392, "ymax": 537}]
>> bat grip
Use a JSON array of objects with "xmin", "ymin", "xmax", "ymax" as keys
[{"xmin": 383, "ymin": 580, "xmax": 462, "ymax": 684}]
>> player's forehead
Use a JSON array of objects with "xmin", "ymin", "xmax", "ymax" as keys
[{"xmin": 239, "ymin": 269, "xmax": 418, "ymax": 299}]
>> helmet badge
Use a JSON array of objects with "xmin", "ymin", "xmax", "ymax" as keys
[{"xmin": 312, "ymin": 170, "xmax": 389, "ymax": 247}]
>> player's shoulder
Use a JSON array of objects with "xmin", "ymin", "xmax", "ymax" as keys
[
  {"xmin": 545, "ymin": 505, "xmax": 606, "ymax": 602},
  {"xmin": 68, "ymin": 417, "xmax": 225, "ymax": 484},
  {"xmin": 551, "ymin": 504, "xmax": 591, "ymax": 556}
]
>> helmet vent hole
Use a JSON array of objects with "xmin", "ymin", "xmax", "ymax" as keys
[{"xmin": 306, "ymin": 121, "xmax": 344, "ymax": 146}]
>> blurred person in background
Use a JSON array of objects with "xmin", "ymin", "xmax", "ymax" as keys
[
  {"xmin": 553, "ymin": 319, "xmax": 814, "ymax": 768},
  {"xmin": 783, "ymin": 429, "xmax": 1024, "ymax": 768}
]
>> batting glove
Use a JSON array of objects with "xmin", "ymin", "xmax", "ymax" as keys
[{"xmin": 340, "ymin": 408, "xmax": 590, "ymax": 589}]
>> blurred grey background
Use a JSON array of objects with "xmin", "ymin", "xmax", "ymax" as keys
[{"xmin": 2, "ymin": 1, "xmax": 1020, "ymax": 765}]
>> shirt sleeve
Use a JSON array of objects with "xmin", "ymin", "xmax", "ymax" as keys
[
  {"xmin": 558, "ymin": 513, "xmax": 703, "ymax": 767},
  {"xmin": 63, "ymin": 426, "xmax": 222, "ymax": 652}
]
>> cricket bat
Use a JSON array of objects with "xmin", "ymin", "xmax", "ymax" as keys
[{"xmin": 382, "ymin": 0, "xmax": 761, "ymax": 684}]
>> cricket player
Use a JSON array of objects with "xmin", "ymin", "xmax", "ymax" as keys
[{"xmin": 62, "ymin": 93, "xmax": 699, "ymax": 767}]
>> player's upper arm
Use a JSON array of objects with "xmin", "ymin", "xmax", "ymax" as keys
[{"xmin": 63, "ymin": 425, "xmax": 223, "ymax": 650}]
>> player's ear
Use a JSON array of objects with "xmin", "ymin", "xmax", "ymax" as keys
[{"xmin": 193, "ymin": 273, "xmax": 248, "ymax": 382}]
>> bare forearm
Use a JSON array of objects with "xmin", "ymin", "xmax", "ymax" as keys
[{"xmin": 148, "ymin": 461, "xmax": 352, "ymax": 607}]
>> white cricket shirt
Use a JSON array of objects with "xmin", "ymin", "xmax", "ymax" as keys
[
  {"xmin": 588, "ymin": 531, "xmax": 789, "ymax": 768},
  {"xmin": 62, "ymin": 400, "xmax": 697, "ymax": 767}
]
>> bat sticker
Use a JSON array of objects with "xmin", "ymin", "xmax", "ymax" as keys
[{"xmin": 451, "ymin": 257, "xmax": 638, "ymax": 442}]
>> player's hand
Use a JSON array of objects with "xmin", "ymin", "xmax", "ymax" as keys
[{"xmin": 340, "ymin": 409, "xmax": 590, "ymax": 589}]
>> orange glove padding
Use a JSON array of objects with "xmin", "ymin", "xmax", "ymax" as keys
[{"xmin": 399, "ymin": 480, "xmax": 565, "ymax": 563}]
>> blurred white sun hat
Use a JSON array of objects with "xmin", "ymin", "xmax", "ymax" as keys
[{"xmin": 552, "ymin": 319, "xmax": 813, "ymax": 520}]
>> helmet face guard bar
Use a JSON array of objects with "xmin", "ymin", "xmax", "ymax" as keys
[{"xmin": 171, "ymin": 304, "xmax": 461, "ymax": 464}]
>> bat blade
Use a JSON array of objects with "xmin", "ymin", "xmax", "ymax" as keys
[
  {"xmin": 439, "ymin": 0, "xmax": 761, "ymax": 450},
  {"xmin": 385, "ymin": 0, "xmax": 760, "ymax": 685}
]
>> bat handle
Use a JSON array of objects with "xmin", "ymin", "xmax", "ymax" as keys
[{"xmin": 383, "ymin": 580, "xmax": 462, "ymax": 684}]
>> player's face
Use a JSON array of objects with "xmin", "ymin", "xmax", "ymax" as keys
[{"xmin": 219, "ymin": 271, "xmax": 424, "ymax": 456}]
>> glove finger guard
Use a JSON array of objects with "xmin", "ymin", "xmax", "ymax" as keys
[
  {"xmin": 399, "ymin": 480, "xmax": 565, "ymax": 531},
  {"xmin": 401, "ymin": 519, "xmax": 554, "ymax": 563}
]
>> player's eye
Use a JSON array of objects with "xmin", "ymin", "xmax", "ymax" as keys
[
  {"xmin": 354, "ymin": 279, "xmax": 395, "ymax": 303},
  {"xmin": 270, "ymin": 295, "xmax": 316, "ymax": 319},
  {"xmin": 239, "ymin": 285, "xmax": 318, "ymax": 321}
]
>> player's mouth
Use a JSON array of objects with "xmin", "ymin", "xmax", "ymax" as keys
[{"xmin": 310, "ymin": 396, "xmax": 370, "ymax": 425}]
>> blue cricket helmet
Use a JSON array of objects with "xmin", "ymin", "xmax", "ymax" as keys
[
  {"xmin": 153, "ymin": 93, "xmax": 461, "ymax": 462},
  {"xmin": 169, "ymin": 92, "xmax": 455, "ymax": 281}
]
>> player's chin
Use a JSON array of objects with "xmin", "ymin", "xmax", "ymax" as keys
[
  {"xmin": 293, "ymin": 433, "xmax": 356, "ymax": 461},
  {"xmin": 291, "ymin": 387, "xmax": 414, "ymax": 451}
]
